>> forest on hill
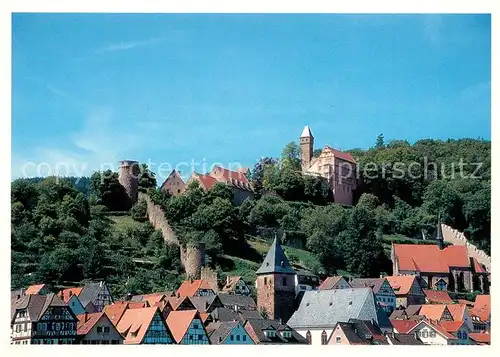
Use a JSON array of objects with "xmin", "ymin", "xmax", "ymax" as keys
[{"xmin": 11, "ymin": 135, "xmax": 490, "ymax": 296}]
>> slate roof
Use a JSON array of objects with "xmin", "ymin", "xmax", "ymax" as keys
[
  {"xmin": 189, "ymin": 295, "xmax": 220, "ymax": 313},
  {"xmin": 287, "ymin": 288, "xmax": 391, "ymax": 330},
  {"xmin": 244, "ymin": 318, "xmax": 307, "ymax": 344},
  {"xmin": 218, "ymin": 293, "xmax": 257, "ymax": 310},
  {"xmin": 11, "ymin": 293, "xmax": 69, "ymax": 323},
  {"xmin": 386, "ymin": 333, "xmax": 424, "ymax": 345},
  {"xmin": 207, "ymin": 321, "xmax": 240, "ymax": 344},
  {"xmin": 349, "ymin": 278, "xmax": 387, "ymax": 294},
  {"xmin": 78, "ymin": 281, "xmax": 109, "ymax": 306},
  {"xmin": 346, "ymin": 318, "xmax": 389, "ymax": 345},
  {"xmin": 211, "ymin": 307, "xmax": 263, "ymax": 323},
  {"xmin": 300, "ymin": 125, "xmax": 313, "ymax": 138},
  {"xmin": 256, "ymin": 236, "xmax": 296, "ymax": 275},
  {"xmin": 221, "ymin": 276, "xmax": 243, "ymax": 292}
]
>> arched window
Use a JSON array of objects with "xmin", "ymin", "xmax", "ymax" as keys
[
  {"xmin": 321, "ymin": 330, "xmax": 328, "ymax": 345},
  {"xmin": 306, "ymin": 330, "xmax": 311, "ymax": 345}
]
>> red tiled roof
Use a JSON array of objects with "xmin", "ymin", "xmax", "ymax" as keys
[
  {"xmin": 390, "ymin": 319, "xmax": 420, "ymax": 333},
  {"xmin": 25, "ymin": 284, "xmax": 46, "ymax": 295},
  {"xmin": 195, "ymin": 173, "xmax": 218, "ymax": 190},
  {"xmin": 423, "ymin": 289, "xmax": 453, "ymax": 304},
  {"xmin": 472, "ymin": 258, "xmax": 487, "ymax": 273},
  {"xmin": 141, "ymin": 293, "xmax": 166, "ymax": 307},
  {"xmin": 318, "ymin": 276, "xmax": 348, "ymax": 290},
  {"xmin": 176, "ymin": 280, "xmax": 216, "ymax": 298},
  {"xmin": 116, "ymin": 306, "xmax": 160, "ymax": 344},
  {"xmin": 211, "ymin": 166, "xmax": 250, "ymax": 185},
  {"xmin": 76, "ymin": 312, "xmax": 105, "ymax": 335},
  {"xmin": 222, "ymin": 276, "xmax": 242, "ymax": 292},
  {"xmin": 470, "ymin": 307, "xmax": 490, "ymax": 322},
  {"xmin": 474, "ymin": 295, "xmax": 490, "ymax": 310},
  {"xmin": 469, "ymin": 332, "xmax": 491, "ymax": 344},
  {"xmin": 439, "ymin": 320, "xmax": 465, "ymax": 333},
  {"xmin": 418, "ymin": 305, "xmax": 448, "ymax": 321},
  {"xmin": 446, "ymin": 304, "xmax": 466, "ymax": 321},
  {"xmin": 324, "ymin": 146, "xmax": 356, "ymax": 163},
  {"xmin": 58, "ymin": 287, "xmax": 83, "ymax": 303},
  {"xmin": 103, "ymin": 303, "xmax": 129, "ymax": 326},
  {"xmin": 166, "ymin": 310, "xmax": 199, "ymax": 343},
  {"xmin": 394, "ymin": 244, "xmax": 470, "ymax": 273},
  {"xmin": 385, "ymin": 275, "xmax": 417, "ymax": 295},
  {"xmin": 457, "ymin": 299, "xmax": 474, "ymax": 307}
]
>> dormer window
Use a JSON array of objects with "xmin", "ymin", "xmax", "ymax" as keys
[
  {"xmin": 282, "ymin": 331, "xmax": 292, "ymax": 339},
  {"xmin": 264, "ymin": 330, "xmax": 276, "ymax": 338}
]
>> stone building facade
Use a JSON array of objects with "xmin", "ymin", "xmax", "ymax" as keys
[
  {"xmin": 255, "ymin": 236, "xmax": 296, "ymax": 323},
  {"xmin": 299, "ymin": 126, "xmax": 357, "ymax": 206},
  {"xmin": 161, "ymin": 169, "xmax": 186, "ymax": 196}
]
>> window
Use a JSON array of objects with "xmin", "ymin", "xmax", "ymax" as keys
[
  {"xmin": 462, "ymin": 332, "xmax": 467, "ymax": 340},
  {"xmin": 189, "ymin": 335, "xmax": 193, "ymax": 340},
  {"xmin": 264, "ymin": 277, "xmax": 267, "ymax": 285},
  {"xmin": 230, "ymin": 335, "xmax": 234, "ymax": 341},
  {"xmin": 97, "ymin": 326, "xmax": 102, "ymax": 333},
  {"xmin": 236, "ymin": 335, "xmax": 240, "ymax": 341},
  {"xmin": 321, "ymin": 331, "xmax": 328, "ymax": 345},
  {"xmin": 102, "ymin": 340, "xmax": 109, "ymax": 345},
  {"xmin": 420, "ymin": 330, "xmax": 429, "ymax": 338},
  {"xmin": 198, "ymin": 335, "xmax": 203, "ymax": 341},
  {"xmin": 282, "ymin": 277, "xmax": 287, "ymax": 286},
  {"xmin": 457, "ymin": 331, "xmax": 462, "ymax": 339},
  {"xmin": 306, "ymin": 331, "xmax": 311, "ymax": 345},
  {"xmin": 103, "ymin": 326, "xmax": 110, "ymax": 333},
  {"xmin": 336, "ymin": 336, "xmax": 341, "ymax": 344},
  {"xmin": 193, "ymin": 324, "xmax": 199, "ymax": 329},
  {"xmin": 24, "ymin": 323, "xmax": 27, "ymax": 332},
  {"xmin": 111, "ymin": 340, "xmax": 119, "ymax": 344},
  {"xmin": 243, "ymin": 335, "xmax": 246, "ymax": 342}
]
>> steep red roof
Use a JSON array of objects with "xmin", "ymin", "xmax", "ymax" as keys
[
  {"xmin": 25, "ymin": 284, "xmax": 46, "ymax": 295},
  {"xmin": 323, "ymin": 146, "xmax": 356, "ymax": 163},
  {"xmin": 77, "ymin": 312, "xmax": 105, "ymax": 335},
  {"xmin": 211, "ymin": 166, "xmax": 250, "ymax": 185},
  {"xmin": 166, "ymin": 310, "xmax": 199, "ymax": 343},
  {"xmin": 116, "ymin": 306, "xmax": 160, "ymax": 344},
  {"xmin": 394, "ymin": 244, "xmax": 470, "ymax": 273},
  {"xmin": 423, "ymin": 289, "xmax": 453, "ymax": 304},
  {"xmin": 58, "ymin": 287, "xmax": 83, "ymax": 303},
  {"xmin": 418, "ymin": 305, "xmax": 448, "ymax": 321},
  {"xmin": 472, "ymin": 258, "xmax": 487, "ymax": 273},
  {"xmin": 474, "ymin": 295, "xmax": 490, "ymax": 310},
  {"xmin": 195, "ymin": 173, "xmax": 218, "ymax": 190},
  {"xmin": 439, "ymin": 320, "xmax": 465, "ymax": 333},
  {"xmin": 385, "ymin": 275, "xmax": 417, "ymax": 295},
  {"xmin": 446, "ymin": 304, "xmax": 466, "ymax": 321},
  {"xmin": 469, "ymin": 332, "xmax": 491, "ymax": 344},
  {"xmin": 176, "ymin": 280, "xmax": 216, "ymax": 298},
  {"xmin": 318, "ymin": 276, "xmax": 349, "ymax": 290},
  {"xmin": 390, "ymin": 319, "xmax": 419, "ymax": 333}
]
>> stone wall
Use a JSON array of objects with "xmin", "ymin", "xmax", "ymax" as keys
[
  {"xmin": 441, "ymin": 224, "xmax": 491, "ymax": 272},
  {"xmin": 180, "ymin": 243, "xmax": 205, "ymax": 279},
  {"xmin": 138, "ymin": 192, "xmax": 179, "ymax": 246}
]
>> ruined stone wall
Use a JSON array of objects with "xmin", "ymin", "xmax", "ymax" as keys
[
  {"xmin": 119, "ymin": 160, "xmax": 140, "ymax": 206},
  {"xmin": 138, "ymin": 192, "xmax": 179, "ymax": 246},
  {"xmin": 441, "ymin": 224, "xmax": 491, "ymax": 272},
  {"xmin": 200, "ymin": 267, "xmax": 218, "ymax": 292},
  {"xmin": 181, "ymin": 243, "xmax": 205, "ymax": 279}
]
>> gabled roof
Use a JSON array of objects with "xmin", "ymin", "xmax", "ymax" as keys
[
  {"xmin": 390, "ymin": 319, "xmax": 420, "ymax": 334},
  {"xmin": 256, "ymin": 236, "xmax": 295, "ymax": 275},
  {"xmin": 211, "ymin": 165, "xmax": 250, "ymax": 185},
  {"xmin": 166, "ymin": 310, "xmax": 201, "ymax": 343},
  {"xmin": 189, "ymin": 295, "xmax": 221, "ymax": 313},
  {"xmin": 439, "ymin": 320, "xmax": 466, "ymax": 333},
  {"xmin": 76, "ymin": 312, "xmax": 118, "ymax": 336},
  {"xmin": 423, "ymin": 289, "xmax": 453, "ymax": 304},
  {"xmin": 407, "ymin": 319, "xmax": 457, "ymax": 340},
  {"xmin": 192, "ymin": 173, "xmax": 218, "ymax": 190},
  {"xmin": 244, "ymin": 318, "xmax": 307, "ymax": 344},
  {"xmin": 346, "ymin": 318, "xmax": 388, "ymax": 344},
  {"xmin": 218, "ymin": 293, "xmax": 257, "ymax": 310},
  {"xmin": 469, "ymin": 332, "xmax": 491, "ymax": 344},
  {"xmin": 11, "ymin": 293, "xmax": 70, "ymax": 323},
  {"xmin": 25, "ymin": 284, "xmax": 46, "ymax": 295},
  {"xmin": 474, "ymin": 295, "xmax": 490, "ymax": 310},
  {"xmin": 58, "ymin": 287, "xmax": 83, "ymax": 303},
  {"xmin": 176, "ymin": 279, "xmax": 217, "ymax": 297},
  {"xmin": 318, "ymin": 276, "xmax": 349, "ymax": 290},
  {"xmin": 78, "ymin": 281, "xmax": 110, "ymax": 306},
  {"xmin": 207, "ymin": 321, "xmax": 241, "ymax": 344},
  {"xmin": 385, "ymin": 275, "xmax": 418, "ymax": 295},
  {"xmin": 287, "ymin": 288, "xmax": 389, "ymax": 330},
  {"xmin": 221, "ymin": 276, "xmax": 243, "ymax": 292},
  {"xmin": 161, "ymin": 170, "xmax": 185, "ymax": 188},
  {"xmin": 323, "ymin": 146, "xmax": 356, "ymax": 163},
  {"xmin": 349, "ymin": 278, "xmax": 388, "ymax": 294},
  {"xmin": 393, "ymin": 244, "xmax": 470, "ymax": 273},
  {"xmin": 103, "ymin": 303, "xmax": 130, "ymax": 326},
  {"xmin": 472, "ymin": 258, "xmax": 487, "ymax": 273},
  {"xmin": 418, "ymin": 304, "xmax": 450, "ymax": 321},
  {"xmin": 446, "ymin": 304, "xmax": 466, "ymax": 321},
  {"xmin": 116, "ymin": 306, "xmax": 164, "ymax": 344}
]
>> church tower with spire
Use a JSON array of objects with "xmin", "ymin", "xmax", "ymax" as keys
[
  {"xmin": 299, "ymin": 125, "xmax": 314, "ymax": 172},
  {"xmin": 255, "ymin": 234, "xmax": 297, "ymax": 323}
]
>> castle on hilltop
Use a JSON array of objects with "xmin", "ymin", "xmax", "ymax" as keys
[{"xmin": 299, "ymin": 126, "xmax": 358, "ymax": 206}]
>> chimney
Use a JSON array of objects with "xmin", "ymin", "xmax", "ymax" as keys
[{"xmin": 436, "ymin": 215, "xmax": 445, "ymax": 250}]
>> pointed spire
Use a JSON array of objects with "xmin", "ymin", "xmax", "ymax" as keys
[
  {"xmin": 300, "ymin": 125, "xmax": 313, "ymax": 138},
  {"xmin": 436, "ymin": 214, "xmax": 444, "ymax": 250},
  {"xmin": 256, "ymin": 234, "xmax": 295, "ymax": 275}
]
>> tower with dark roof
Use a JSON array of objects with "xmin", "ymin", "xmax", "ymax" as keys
[
  {"xmin": 299, "ymin": 125, "xmax": 314, "ymax": 171},
  {"xmin": 436, "ymin": 218, "xmax": 445, "ymax": 250},
  {"xmin": 255, "ymin": 234, "xmax": 296, "ymax": 323}
]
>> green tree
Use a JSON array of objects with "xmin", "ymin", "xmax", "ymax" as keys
[
  {"xmin": 375, "ymin": 133, "xmax": 385, "ymax": 149},
  {"xmin": 138, "ymin": 164, "xmax": 157, "ymax": 192},
  {"xmin": 90, "ymin": 170, "xmax": 129, "ymax": 211},
  {"xmin": 281, "ymin": 142, "xmax": 301, "ymax": 170}
]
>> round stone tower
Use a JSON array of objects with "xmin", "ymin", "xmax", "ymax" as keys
[
  {"xmin": 180, "ymin": 243, "xmax": 206, "ymax": 279},
  {"xmin": 118, "ymin": 160, "xmax": 140, "ymax": 207}
]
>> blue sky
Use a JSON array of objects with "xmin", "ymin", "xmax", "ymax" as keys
[{"xmin": 12, "ymin": 14, "xmax": 491, "ymax": 182}]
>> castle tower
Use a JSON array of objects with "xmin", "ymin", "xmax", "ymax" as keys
[
  {"xmin": 299, "ymin": 125, "xmax": 314, "ymax": 171},
  {"xmin": 436, "ymin": 217, "xmax": 445, "ymax": 250},
  {"xmin": 118, "ymin": 160, "xmax": 140, "ymax": 207},
  {"xmin": 255, "ymin": 234, "xmax": 296, "ymax": 323}
]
